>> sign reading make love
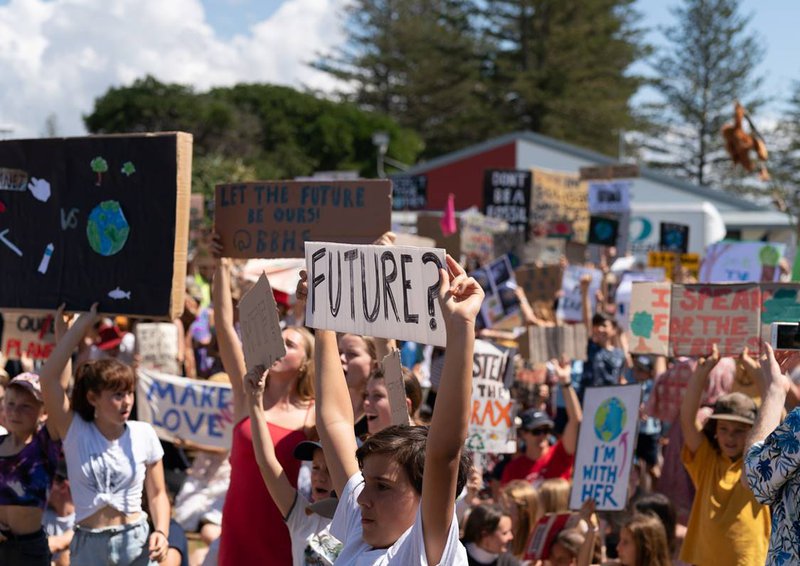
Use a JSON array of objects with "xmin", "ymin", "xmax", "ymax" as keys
[
  {"xmin": 136, "ymin": 369, "xmax": 234, "ymax": 450},
  {"xmin": 304, "ymin": 242, "xmax": 448, "ymax": 346},
  {"xmin": 570, "ymin": 384, "xmax": 641, "ymax": 511}
]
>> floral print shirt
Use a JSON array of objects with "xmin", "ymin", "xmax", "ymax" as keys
[{"xmin": 744, "ymin": 407, "xmax": 800, "ymax": 566}]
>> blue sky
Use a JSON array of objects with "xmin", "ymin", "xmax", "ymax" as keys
[{"xmin": 0, "ymin": 0, "xmax": 796, "ymax": 137}]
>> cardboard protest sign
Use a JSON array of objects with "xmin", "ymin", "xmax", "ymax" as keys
[
  {"xmin": 135, "ymin": 323, "xmax": 180, "ymax": 375},
  {"xmin": 514, "ymin": 265, "xmax": 563, "ymax": 305},
  {"xmin": 0, "ymin": 133, "xmax": 192, "ymax": 318},
  {"xmin": 570, "ymin": 384, "xmax": 641, "ymax": 511},
  {"xmin": 614, "ymin": 269, "xmax": 666, "ymax": 331},
  {"xmin": 579, "ymin": 163, "xmax": 640, "ymax": 180},
  {"xmin": 237, "ymin": 272, "xmax": 286, "ymax": 372},
  {"xmin": 136, "ymin": 369, "xmax": 234, "ymax": 450},
  {"xmin": 669, "ymin": 284, "xmax": 761, "ymax": 356},
  {"xmin": 588, "ymin": 180, "xmax": 631, "ymax": 214},
  {"xmin": 700, "ymin": 241, "xmax": 786, "ymax": 283},
  {"xmin": 472, "ymin": 256, "xmax": 520, "ymax": 329},
  {"xmin": 556, "ymin": 266, "xmax": 602, "ymax": 322},
  {"xmin": 519, "ymin": 325, "xmax": 588, "ymax": 363},
  {"xmin": 483, "ymin": 169, "xmax": 532, "ymax": 239},
  {"xmin": 659, "ymin": 222, "xmax": 689, "ymax": 254},
  {"xmin": 626, "ymin": 282, "xmax": 672, "ymax": 355},
  {"xmin": 416, "ymin": 212, "xmax": 461, "ymax": 259},
  {"xmin": 390, "ymin": 174, "xmax": 427, "ymax": 210},
  {"xmin": 647, "ymin": 251, "xmax": 699, "ymax": 281},
  {"xmin": 1, "ymin": 311, "xmax": 55, "ymax": 360},
  {"xmin": 381, "ymin": 350, "xmax": 411, "ymax": 426},
  {"xmin": 531, "ymin": 169, "xmax": 589, "ymax": 243},
  {"xmin": 304, "ymin": 242, "xmax": 447, "ymax": 346},
  {"xmin": 466, "ymin": 339, "xmax": 517, "ymax": 454},
  {"xmin": 214, "ymin": 180, "xmax": 391, "ymax": 259},
  {"xmin": 588, "ymin": 216, "xmax": 619, "ymax": 247}
]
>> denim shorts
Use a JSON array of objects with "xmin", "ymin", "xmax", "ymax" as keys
[
  {"xmin": 70, "ymin": 517, "xmax": 155, "ymax": 566},
  {"xmin": 0, "ymin": 528, "xmax": 51, "ymax": 566}
]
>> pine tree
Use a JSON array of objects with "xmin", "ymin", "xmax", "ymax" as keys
[
  {"xmin": 316, "ymin": 0, "xmax": 492, "ymax": 158},
  {"xmin": 479, "ymin": 0, "xmax": 645, "ymax": 156},
  {"xmin": 641, "ymin": 0, "xmax": 764, "ymax": 186}
]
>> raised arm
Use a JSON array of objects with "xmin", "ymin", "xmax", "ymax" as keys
[
  {"xmin": 743, "ymin": 342, "xmax": 798, "ymax": 499},
  {"xmin": 210, "ymin": 240, "xmax": 247, "ymax": 420},
  {"xmin": 554, "ymin": 357, "xmax": 583, "ymax": 455},
  {"xmin": 680, "ymin": 344, "xmax": 719, "ymax": 454},
  {"xmin": 745, "ymin": 343, "xmax": 791, "ymax": 455},
  {"xmin": 40, "ymin": 304, "xmax": 98, "ymax": 439},
  {"xmin": 296, "ymin": 271, "xmax": 359, "ymax": 496},
  {"xmin": 580, "ymin": 274, "xmax": 593, "ymax": 336},
  {"xmin": 422, "ymin": 255, "xmax": 484, "ymax": 565},
  {"xmin": 244, "ymin": 364, "xmax": 297, "ymax": 517}
]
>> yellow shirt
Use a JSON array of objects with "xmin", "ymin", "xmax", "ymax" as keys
[{"xmin": 680, "ymin": 437, "xmax": 770, "ymax": 566}]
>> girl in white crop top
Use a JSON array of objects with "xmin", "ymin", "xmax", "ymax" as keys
[{"xmin": 40, "ymin": 304, "xmax": 170, "ymax": 565}]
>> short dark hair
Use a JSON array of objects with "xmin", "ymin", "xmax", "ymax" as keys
[
  {"xmin": 355, "ymin": 424, "xmax": 472, "ymax": 497},
  {"xmin": 592, "ymin": 312, "xmax": 618, "ymax": 328},
  {"xmin": 461, "ymin": 504, "xmax": 506, "ymax": 544},
  {"xmin": 71, "ymin": 359, "xmax": 135, "ymax": 422}
]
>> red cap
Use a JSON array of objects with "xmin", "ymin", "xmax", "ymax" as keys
[{"xmin": 97, "ymin": 324, "xmax": 124, "ymax": 351}]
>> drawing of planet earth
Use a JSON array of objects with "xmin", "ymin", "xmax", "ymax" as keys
[
  {"xmin": 87, "ymin": 200, "xmax": 130, "ymax": 256},
  {"xmin": 594, "ymin": 397, "xmax": 627, "ymax": 442}
]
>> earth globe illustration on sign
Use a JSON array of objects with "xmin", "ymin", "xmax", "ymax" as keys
[
  {"xmin": 87, "ymin": 200, "xmax": 130, "ymax": 256},
  {"xmin": 594, "ymin": 397, "xmax": 627, "ymax": 442}
]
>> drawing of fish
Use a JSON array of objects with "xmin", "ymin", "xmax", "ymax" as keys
[{"xmin": 108, "ymin": 287, "xmax": 131, "ymax": 300}]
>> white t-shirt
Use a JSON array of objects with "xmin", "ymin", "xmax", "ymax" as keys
[
  {"xmin": 63, "ymin": 417, "xmax": 164, "ymax": 522},
  {"xmin": 285, "ymin": 493, "xmax": 340, "ymax": 566},
  {"xmin": 329, "ymin": 473, "xmax": 467, "ymax": 565}
]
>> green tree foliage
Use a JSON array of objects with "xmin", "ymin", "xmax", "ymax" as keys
[
  {"xmin": 84, "ymin": 76, "xmax": 423, "ymax": 198},
  {"xmin": 480, "ymin": 0, "xmax": 645, "ymax": 156},
  {"xmin": 317, "ymin": 0, "xmax": 492, "ymax": 158},
  {"xmin": 641, "ymin": 0, "xmax": 764, "ymax": 186},
  {"xmin": 319, "ymin": 0, "xmax": 644, "ymax": 158}
]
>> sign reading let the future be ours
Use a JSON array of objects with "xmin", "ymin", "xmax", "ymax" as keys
[{"xmin": 214, "ymin": 180, "xmax": 392, "ymax": 259}]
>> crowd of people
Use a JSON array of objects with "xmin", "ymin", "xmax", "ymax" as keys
[{"xmin": 1, "ymin": 231, "xmax": 800, "ymax": 566}]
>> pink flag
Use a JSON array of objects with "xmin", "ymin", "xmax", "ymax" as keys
[{"xmin": 440, "ymin": 193, "xmax": 456, "ymax": 236}]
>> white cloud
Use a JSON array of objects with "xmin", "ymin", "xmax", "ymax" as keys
[{"xmin": 0, "ymin": 0, "xmax": 349, "ymax": 137}]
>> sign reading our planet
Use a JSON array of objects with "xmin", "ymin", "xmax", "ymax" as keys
[{"xmin": 0, "ymin": 133, "xmax": 192, "ymax": 319}]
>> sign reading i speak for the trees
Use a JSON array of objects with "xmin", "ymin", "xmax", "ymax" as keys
[
  {"xmin": 0, "ymin": 133, "xmax": 192, "ymax": 318},
  {"xmin": 304, "ymin": 242, "xmax": 448, "ymax": 346},
  {"xmin": 626, "ymin": 282, "xmax": 672, "ymax": 356}
]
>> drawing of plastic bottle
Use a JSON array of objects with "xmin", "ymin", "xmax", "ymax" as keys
[{"xmin": 38, "ymin": 243, "xmax": 54, "ymax": 274}]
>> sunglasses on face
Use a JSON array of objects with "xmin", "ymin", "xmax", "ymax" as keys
[{"xmin": 528, "ymin": 428, "xmax": 552, "ymax": 437}]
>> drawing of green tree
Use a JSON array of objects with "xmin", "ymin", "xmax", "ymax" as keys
[{"xmin": 91, "ymin": 157, "xmax": 108, "ymax": 185}]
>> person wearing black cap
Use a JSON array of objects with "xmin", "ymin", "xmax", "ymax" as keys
[
  {"xmin": 245, "ymin": 365, "xmax": 341, "ymax": 566},
  {"xmin": 500, "ymin": 360, "xmax": 582, "ymax": 486}
]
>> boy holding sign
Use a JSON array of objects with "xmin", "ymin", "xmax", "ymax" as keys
[{"xmin": 679, "ymin": 344, "xmax": 769, "ymax": 566}]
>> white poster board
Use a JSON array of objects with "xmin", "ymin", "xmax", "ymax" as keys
[
  {"xmin": 570, "ymin": 384, "xmax": 641, "ymax": 511},
  {"xmin": 700, "ymin": 241, "xmax": 786, "ymax": 283},
  {"xmin": 237, "ymin": 272, "xmax": 286, "ymax": 372},
  {"xmin": 588, "ymin": 180, "xmax": 631, "ymax": 214},
  {"xmin": 136, "ymin": 369, "xmax": 234, "ymax": 450},
  {"xmin": 465, "ymin": 339, "xmax": 517, "ymax": 454},
  {"xmin": 135, "ymin": 323, "xmax": 180, "ymax": 375},
  {"xmin": 556, "ymin": 266, "xmax": 602, "ymax": 322},
  {"xmin": 305, "ymin": 242, "xmax": 447, "ymax": 346}
]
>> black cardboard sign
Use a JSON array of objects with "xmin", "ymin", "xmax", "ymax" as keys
[
  {"xmin": 0, "ymin": 133, "xmax": 192, "ymax": 319},
  {"xmin": 483, "ymin": 169, "xmax": 532, "ymax": 240}
]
